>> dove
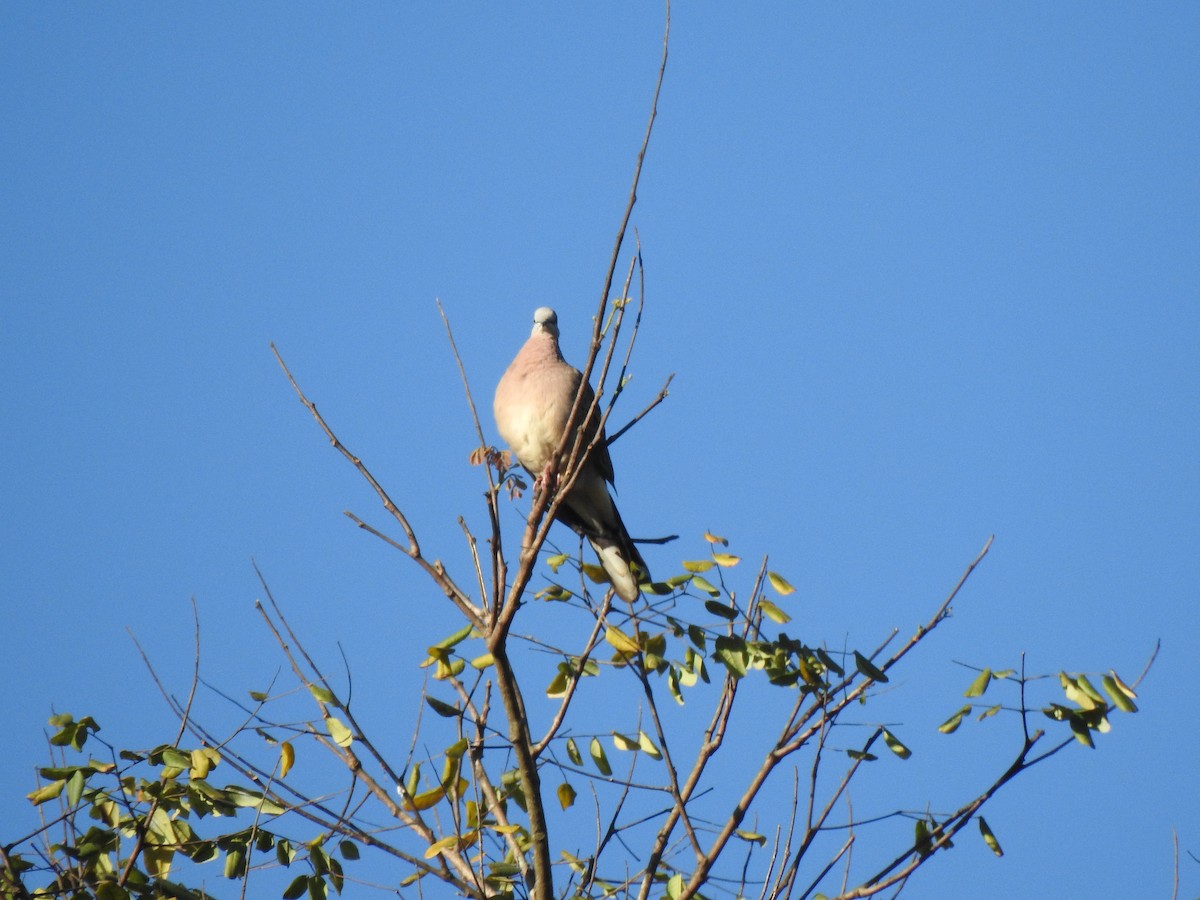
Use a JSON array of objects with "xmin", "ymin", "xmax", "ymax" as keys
[{"xmin": 494, "ymin": 307, "xmax": 648, "ymax": 602}]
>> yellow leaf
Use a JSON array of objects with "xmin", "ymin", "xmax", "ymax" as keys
[
  {"xmin": 557, "ymin": 782, "xmax": 576, "ymax": 810},
  {"xmin": 566, "ymin": 737, "xmax": 582, "ymax": 765},
  {"xmin": 612, "ymin": 732, "xmax": 638, "ymax": 751},
  {"xmin": 964, "ymin": 668, "xmax": 992, "ymax": 698},
  {"xmin": 605, "ymin": 627, "xmax": 640, "ymax": 655},
  {"xmin": 423, "ymin": 835, "xmax": 461, "ymax": 859},
  {"xmin": 703, "ymin": 531, "xmax": 728, "ymax": 546},
  {"xmin": 144, "ymin": 845, "xmax": 174, "ymax": 879},
  {"xmin": 581, "ymin": 563, "xmax": 609, "ymax": 584},
  {"xmin": 280, "ymin": 741, "xmax": 295, "ymax": 778},
  {"xmin": 325, "ymin": 716, "xmax": 353, "ymax": 748},
  {"xmin": 637, "ymin": 731, "xmax": 662, "ymax": 760},
  {"xmin": 882, "ymin": 729, "xmax": 912, "ymax": 760},
  {"xmin": 682, "ymin": 560, "xmax": 714, "ymax": 573},
  {"xmin": 407, "ymin": 785, "xmax": 447, "ymax": 812},
  {"xmin": 590, "ymin": 737, "xmax": 612, "ymax": 775},
  {"xmin": 189, "ymin": 748, "xmax": 212, "ymax": 780},
  {"xmin": 767, "ymin": 571, "xmax": 796, "ymax": 596},
  {"xmin": 562, "ymin": 850, "xmax": 589, "ymax": 874},
  {"xmin": 939, "ymin": 705, "xmax": 971, "ymax": 734},
  {"xmin": 978, "ymin": 816, "xmax": 1004, "ymax": 857},
  {"xmin": 1109, "ymin": 669, "xmax": 1138, "ymax": 700},
  {"xmin": 758, "ymin": 599, "xmax": 790, "ymax": 624},
  {"xmin": 711, "ymin": 553, "xmax": 740, "ymax": 567}
]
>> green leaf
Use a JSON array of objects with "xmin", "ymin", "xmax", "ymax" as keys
[
  {"xmin": 977, "ymin": 704, "xmax": 1003, "ymax": 721},
  {"xmin": 816, "ymin": 647, "xmax": 844, "ymax": 677},
  {"xmin": 536, "ymin": 583, "xmax": 572, "ymax": 601},
  {"xmin": 66, "ymin": 769, "xmax": 86, "ymax": 806},
  {"xmin": 1076, "ymin": 674, "xmax": 1106, "ymax": 704},
  {"xmin": 978, "ymin": 816, "xmax": 1004, "ymax": 857},
  {"xmin": 561, "ymin": 851, "xmax": 589, "ymax": 875},
  {"xmin": 37, "ymin": 765, "xmax": 92, "ymax": 781},
  {"xmin": 692, "ymin": 575, "xmax": 721, "ymax": 597},
  {"xmin": 566, "ymin": 737, "xmax": 582, "ymax": 766},
  {"xmin": 223, "ymin": 847, "xmax": 246, "ymax": 879},
  {"xmin": 226, "ymin": 786, "xmax": 286, "ymax": 816},
  {"xmin": 914, "ymin": 819, "xmax": 933, "ymax": 859},
  {"xmin": 714, "ymin": 636, "xmax": 748, "ymax": 678},
  {"xmin": 308, "ymin": 684, "xmax": 336, "ymax": 705},
  {"xmin": 665, "ymin": 873, "xmax": 685, "ymax": 899},
  {"xmin": 546, "ymin": 552, "xmax": 570, "ymax": 572},
  {"xmin": 882, "ymin": 729, "xmax": 912, "ymax": 760},
  {"xmin": 404, "ymin": 763, "xmax": 421, "ymax": 797},
  {"xmin": 758, "ymin": 599, "xmax": 791, "ymax": 624},
  {"xmin": 160, "ymin": 748, "xmax": 192, "ymax": 769},
  {"xmin": 734, "ymin": 829, "xmax": 767, "ymax": 846},
  {"xmin": 283, "ymin": 875, "xmax": 308, "ymax": 899},
  {"xmin": 425, "ymin": 696, "xmax": 461, "ymax": 718},
  {"xmin": 325, "ymin": 716, "xmax": 353, "ymax": 748},
  {"xmin": 557, "ymin": 782, "xmax": 576, "ymax": 810},
  {"xmin": 1067, "ymin": 711, "xmax": 1096, "ymax": 748},
  {"xmin": 27, "ymin": 780, "xmax": 65, "ymax": 806},
  {"xmin": 248, "ymin": 690, "xmax": 268, "ymax": 702},
  {"xmin": 853, "ymin": 651, "xmax": 889, "ymax": 683},
  {"xmin": 1102, "ymin": 674, "xmax": 1138, "ymax": 713},
  {"xmin": 767, "ymin": 571, "xmax": 796, "ymax": 595},
  {"xmin": 939, "ymin": 705, "xmax": 971, "ymax": 734},
  {"xmin": 1109, "ymin": 669, "xmax": 1138, "ymax": 700},
  {"xmin": 964, "ymin": 668, "xmax": 992, "ymax": 698},
  {"xmin": 682, "ymin": 559, "xmax": 714, "ymax": 573},
  {"xmin": 546, "ymin": 670, "xmax": 569, "ymax": 698},
  {"xmin": 846, "ymin": 749, "xmax": 877, "ymax": 762},
  {"xmin": 432, "ymin": 623, "xmax": 474, "ymax": 650},
  {"xmin": 1060, "ymin": 672, "xmax": 1099, "ymax": 710},
  {"xmin": 704, "ymin": 599, "xmax": 736, "ymax": 619},
  {"xmin": 589, "ymin": 737, "xmax": 612, "ymax": 776}
]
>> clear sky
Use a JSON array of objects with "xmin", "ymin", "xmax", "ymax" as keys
[{"xmin": 2, "ymin": 4, "xmax": 1197, "ymax": 898}]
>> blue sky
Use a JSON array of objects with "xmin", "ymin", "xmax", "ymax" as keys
[{"xmin": 2, "ymin": 4, "xmax": 1197, "ymax": 897}]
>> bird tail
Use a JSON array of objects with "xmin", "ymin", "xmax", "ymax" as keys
[
  {"xmin": 587, "ymin": 536, "xmax": 642, "ymax": 603},
  {"xmin": 555, "ymin": 502, "xmax": 650, "ymax": 603}
]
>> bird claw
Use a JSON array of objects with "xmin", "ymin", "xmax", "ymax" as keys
[{"xmin": 536, "ymin": 463, "xmax": 559, "ymax": 497}]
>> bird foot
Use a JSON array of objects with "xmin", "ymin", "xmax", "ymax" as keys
[{"xmin": 535, "ymin": 463, "xmax": 559, "ymax": 497}]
